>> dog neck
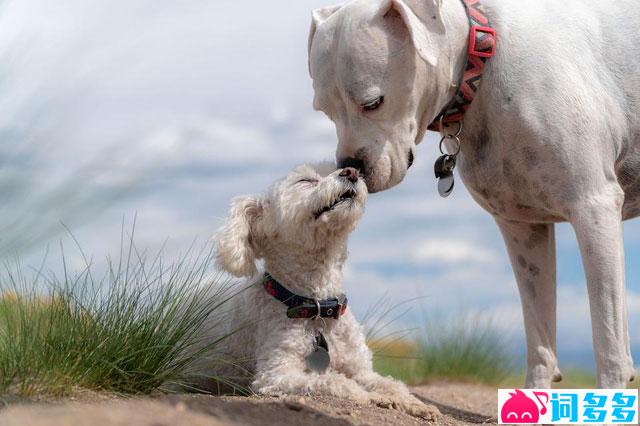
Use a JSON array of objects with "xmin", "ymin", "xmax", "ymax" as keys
[
  {"xmin": 416, "ymin": 0, "xmax": 473, "ymax": 140},
  {"xmin": 262, "ymin": 243, "xmax": 347, "ymax": 301},
  {"xmin": 442, "ymin": 0, "xmax": 480, "ymax": 90}
]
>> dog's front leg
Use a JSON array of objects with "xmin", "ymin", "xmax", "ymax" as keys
[
  {"xmin": 252, "ymin": 364, "xmax": 375, "ymax": 404},
  {"xmin": 331, "ymin": 312, "xmax": 440, "ymax": 420},
  {"xmin": 496, "ymin": 219, "xmax": 561, "ymax": 388},
  {"xmin": 250, "ymin": 329, "xmax": 374, "ymax": 403},
  {"xmin": 569, "ymin": 191, "xmax": 635, "ymax": 388}
]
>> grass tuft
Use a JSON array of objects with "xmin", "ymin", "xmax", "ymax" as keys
[
  {"xmin": 372, "ymin": 315, "xmax": 514, "ymax": 385},
  {"xmin": 0, "ymin": 239, "xmax": 240, "ymax": 400}
]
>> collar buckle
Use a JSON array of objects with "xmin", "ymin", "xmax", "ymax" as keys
[
  {"xmin": 468, "ymin": 26, "xmax": 497, "ymax": 58},
  {"xmin": 334, "ymin": 295, "xmax": 348, "ymax": 319},
  {"xmin": 313, "ymin": 299, "xmax": 321, "ymax": 320}
]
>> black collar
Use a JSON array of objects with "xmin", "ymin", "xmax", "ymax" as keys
[{"xmin": 262, "ymin": 273, "xmax": 348, "ymax": 319}]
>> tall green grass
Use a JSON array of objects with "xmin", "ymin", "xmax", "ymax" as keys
[
  {"xmin": 372, "ymin": 314, "xmax": 514, "ymax": 385},
  {"xmin": 0, "ymin": 240, "xmax": 241, "ymax": 400}
]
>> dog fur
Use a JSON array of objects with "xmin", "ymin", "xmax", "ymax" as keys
[
  {"xmin": 308, "ymin": 0, "xmax": 638, "ymax": 388},
  {"xmin": 209, "ymin": 162, "xmax": 439, "ymax": 419}
]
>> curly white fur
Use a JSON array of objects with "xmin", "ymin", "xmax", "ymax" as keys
[{"xmin": 203, "ymin": 162, "xmax": 438, "ymax": 420}]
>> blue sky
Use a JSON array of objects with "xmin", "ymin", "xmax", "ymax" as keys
[{"xmin": 0, "ymin": 0, "xmax": 638, "ymax": 370}]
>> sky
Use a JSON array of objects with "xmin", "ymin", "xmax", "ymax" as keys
[{"xmin": 0, "ymin": 0, "xmax": 638, "ymax": 370}]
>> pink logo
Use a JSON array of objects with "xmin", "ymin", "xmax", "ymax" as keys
[{"xmin": 501, "ymin": 390, "xmax": 548, "ymax": 424}]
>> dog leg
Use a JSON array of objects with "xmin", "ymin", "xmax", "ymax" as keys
[
  {"xmin": 351, "ymin": 371, "xmax": 440, "ymax": 420},
  {"xmin": 496, "ymin": 219, "xmax": 559, "ymax": 388},
  {"xmin": 331, "ymin": 312, "xmax": 440, "ymax": 420},
  {"xmin": 569, "ymin": 190, "xmax": 635, "ymax": 388},
  {"xmin": 248, "ymin": 319, "xmax": 379, "ymax": 402},
  {"xmin": 252, "ymin": 366, "xmax": 374, "ymax": 403}
]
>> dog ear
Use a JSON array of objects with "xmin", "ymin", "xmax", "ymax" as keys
[
  {"xmin": 215, "ymin": 196, "xmax": 263, "ymax": 278},
  {"xmin": 384, "ymin": 0, "xmax": 444, "ymax": 67},
  {"xmin": 308, "ymin": 4, "xmax": 343, "ymax": 75}
]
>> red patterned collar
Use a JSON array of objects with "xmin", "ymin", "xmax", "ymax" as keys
[{"xmin": 428, "ymin": 0, "xmax": 497, "ymax": 132}]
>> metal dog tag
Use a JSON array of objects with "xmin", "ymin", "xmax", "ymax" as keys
[
  {"xmin": 438, "ymin": 175, "xmax": 455, "ymax": 197},
  {"xmin": 434, "ymin": 154, "xmax": 457, "ymax": 198},
  {"xmin": 306, "ymin": 332, "xmax": 330, "ymax": 373}
]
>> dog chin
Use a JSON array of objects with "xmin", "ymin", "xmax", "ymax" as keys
[
  {"xmin": 325, "ymin": 213, "xmax": 362, "ymax": 233},
  {"xmin": 316, "ymin": 200, "xmax": 363, "ymax": 225},
  {"xmin": 364, "ymin": 169, "xmax": 405, "ymax": 193}
]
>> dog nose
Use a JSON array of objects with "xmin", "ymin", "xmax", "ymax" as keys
[
  {"xmin": 337, "ymin": 157, "xmax": 364, "ymax": 174},
  {"xmin": 339, "ymin": 167, "xmax": 359, "ymax": 183}
]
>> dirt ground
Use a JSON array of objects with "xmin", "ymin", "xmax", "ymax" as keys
[{"xmin": 0, "ymin": 382, "xmax": 498, "ymax": 426}]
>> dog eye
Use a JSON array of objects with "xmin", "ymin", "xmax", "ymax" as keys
[
  {"xmin": 296, "ymin": 178, "xmax": 318, "ymax": 185},
  {"xmin": 362, "ymin": 96, "xmax": 384, "ymax": 112}
]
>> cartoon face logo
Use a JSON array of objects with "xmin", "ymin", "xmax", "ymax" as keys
[{"xmin": 501, "ymin": 390, "xmax": 548, "ymax": 424}]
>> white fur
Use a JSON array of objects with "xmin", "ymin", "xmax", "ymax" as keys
[
  {"xmin": 207, "ymin": 162, "xmax": 439, "ymax": 420},
  {"xmin": 309, "ymin": 0, "xmax": 638, "ymax": 388}
]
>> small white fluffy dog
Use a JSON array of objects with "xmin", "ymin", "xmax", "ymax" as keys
[{"xmin": 209, "ymin": 162, "xmax": 438, "ymax": 419}]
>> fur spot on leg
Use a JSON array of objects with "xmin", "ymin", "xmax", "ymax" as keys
[
  {"xmin": 517, "ymin": 255, "xmax": 527, "ymax": 268},
  {"xmin": 521, "ymin": 146, "xmax": 541, "ymax": 170},
  {"xmin": 524, "ymin": 225, "xmax": 547, "ymax": 250},
  {"xmin": 528, "ymin": 264, "xmax": 540, "ymax": 277}
]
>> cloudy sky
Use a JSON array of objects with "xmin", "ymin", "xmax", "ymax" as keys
[{"xmin": 0, "ymin": 0, "xmax": 638, "ymax": 370}]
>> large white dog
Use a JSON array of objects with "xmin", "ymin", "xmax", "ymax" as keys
[{"xmin": 308, "ymin": 0, "xmax": 638, "ymax": 388}]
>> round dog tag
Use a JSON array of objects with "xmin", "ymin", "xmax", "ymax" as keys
[
  {"xmin": 438, "ymin": 175, "xmax": 455, "ymax": 197},
  {"xmin": 306, "ymin": 346, "xmax": 330, "ymax": 373},
  {"xmin": 306, "ymin": 332, "xmax": 330, "ymax": 373}
]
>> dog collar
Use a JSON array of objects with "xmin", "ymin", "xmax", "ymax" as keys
[
  {"xmin": 428, "ymin": 0, "xmax": 497, "ymax": 131},
  {"xmin": 262, "ymin": 273, "xmax": 348, "ymax": 319}
]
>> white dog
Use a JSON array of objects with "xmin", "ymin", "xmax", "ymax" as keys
[
  {"xmin": 308, "ymin": 0, "xmax": 638, "ymax": 388},
  {"xmin": 209, "ymin": 162, "xmax": 439, "ymax": 419}
]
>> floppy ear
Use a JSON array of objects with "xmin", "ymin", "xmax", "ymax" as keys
[
  {"xmin": 215, "ymin": 196, "xmax": 263, "ymax": 278},
  {"xmin": 384, "ymin": 0, "xmax": 444, "ymax": 67},
  {"xmin": 308, "ymin": 4, "xmax": 343, "ymax": 75}
]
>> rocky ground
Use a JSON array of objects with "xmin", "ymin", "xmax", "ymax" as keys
[{"xmin": 0, "ymin": 382, "xmax": 499, "ymax": 426}]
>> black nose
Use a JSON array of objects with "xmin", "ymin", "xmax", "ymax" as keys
[
  {"xmin": 337, "ymin": 157, "xmax": 364, "ymax": 174},
  {"xmin": 339, "ymin": 167, "xmax": 359, "ymax": 183}
]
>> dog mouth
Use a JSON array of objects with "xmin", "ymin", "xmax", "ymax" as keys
[{"xmin": 314, "ymin": 189, "xmax": 357, "ymax": 219}]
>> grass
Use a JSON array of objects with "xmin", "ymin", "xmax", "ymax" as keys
[
  {"xmin": 0, "ymin": 248, "xmax": 634, "ymax": 402},
  {"xmin": 368, "ymin": 309, "xmax": 515, "ymax": 386},
  {"xmin": 0, "ymin": 238, "xmax": 241, "ymax": 400},
  {"xmin": 368, "ymin": 304, "xmax": 638, "ymax": 389},
  {"xmin": 503, "ymin": 369, "xmax": 640, "ymax": 389}
]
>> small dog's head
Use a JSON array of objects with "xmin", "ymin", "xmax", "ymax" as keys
[{"xmin": 215, "ymin": 162, "xmax": 367, "ymax": 277}]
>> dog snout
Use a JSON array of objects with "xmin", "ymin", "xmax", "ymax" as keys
[
  {"xmin": 337, "ymin": 157, "xmax": 364, "ymax": 175},
  {"xmin": 339, "ymin": 167, "xmax": 359, "ymax": 183}
]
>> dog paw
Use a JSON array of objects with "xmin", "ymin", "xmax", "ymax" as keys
[
  {"xmin": 369, "ymin": 394, "xmax": 440, "ymax": 420},
  {"xmin": 552, "ymin": 366, "xmax": 563, "ymax": 383},
  {"xmin": 398, "ymin": 396, "xmax": 441, "ymax": 420}
]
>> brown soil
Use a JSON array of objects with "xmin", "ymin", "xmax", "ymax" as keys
[{"xmin": 0, "ymin": 382, "xmax": 498, "ymax": 426}]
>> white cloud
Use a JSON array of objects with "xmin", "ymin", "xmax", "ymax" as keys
[
  {"xmin": 412, "ymin": 238, "xmax": 499, "ymax": 264},
  {"xmin": 138, "ymin": 117, "xmax": 277, "ymax": 166}
]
